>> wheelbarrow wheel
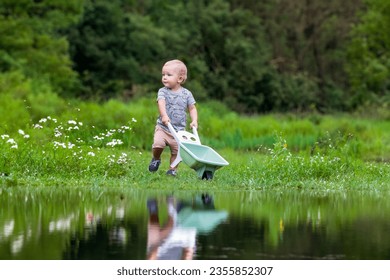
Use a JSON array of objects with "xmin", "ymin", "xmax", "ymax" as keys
[{"xmin": 202, "ymin": 171, "xmax": 213, "ymax": 180}]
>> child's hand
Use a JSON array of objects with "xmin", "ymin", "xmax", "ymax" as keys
[
  {"xmin": 190, "ymin": 121, "xmax": 198, "ymax": 129},
  {"xmin": 161, "ymin": 115, "xmax": 170, "ymax": 125}
]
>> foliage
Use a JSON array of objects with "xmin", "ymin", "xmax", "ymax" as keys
[
  {"xmin": 346, "ymin": 0, "xmax": 390, "ymax": 108},
  {"xmin": 231, "ymin": 0, "xmax": 364, "ymax": 111},
  {"xmin": 1, "ymin": 0, "xmax": 390, "ymax": 113},
  {"xmin": 0, "ymin": 72, "xmax": 31, "ymax": 132},
  {"xmin": 66, "ymin": 0, "xmax": 166, "ymax": 99},
  {"xmin": 0, "ymin": 0, "xmax": 83, "ymax": 95},
  {"xmin": 63, "ymin": 0, "xmax": 369, "ymax": 112}
]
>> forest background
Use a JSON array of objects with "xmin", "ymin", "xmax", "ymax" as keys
[{"xmin": 1, "ymin": 0, "xmax": 389, "ymax": 114}]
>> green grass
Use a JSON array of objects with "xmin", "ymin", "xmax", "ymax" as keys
[
  {"xmin": 1, "ymin": 97, "xmax": 389, "ymax": 192},
  {"xmin": 1, "ymin": 144, "xmax": 389, "ymax": 192}
]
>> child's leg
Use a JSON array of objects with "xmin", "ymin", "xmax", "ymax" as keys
[
  {"xmin": 149, "ymin": 126, "xmax": 166, "ymax": 172},
  {"xmin": 152, "ymin": 148, "xmax": 164, "ymax": 160},
  {"xmin": 167, "ymin": 139, "xmax": 179, "ymax": 172},
  {"xmin": 169, "ymin": 154, "xmax": 178, "ymax": 169}
]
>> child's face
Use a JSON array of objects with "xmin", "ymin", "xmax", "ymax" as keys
[{"xmin": 161, "ymin": 65, "xmax": 182, "ymax": 91}]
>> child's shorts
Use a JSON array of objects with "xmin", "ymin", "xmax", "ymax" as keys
[{"xmin": 152, "ymin": 125, "xmax": 178, "ymax": 155}]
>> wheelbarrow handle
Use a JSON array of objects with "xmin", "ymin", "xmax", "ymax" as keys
[
  {"xmin": 167, "ymin": 122, "xmax": 180, "ymax": 143},
  {"xmin": 191, "ymin": 125, "xmax": 200, "ymax": 141}
]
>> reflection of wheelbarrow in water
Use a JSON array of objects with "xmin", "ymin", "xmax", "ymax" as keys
[
  {"xmin": 167, "ymin": 123, "xmax": 229, "ymax": 179},
  {"xmin": 177, "ymin": 194, "xmax": 228, "ymax": 234}
]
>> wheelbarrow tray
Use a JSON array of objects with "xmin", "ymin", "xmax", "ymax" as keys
[
  {"xmin": 179, "ymin": 142, "xmax": 229, "ymax": 178},
  {"xmin": 167, "ymin": 122, "xmax": 228, "ymax": 179}
]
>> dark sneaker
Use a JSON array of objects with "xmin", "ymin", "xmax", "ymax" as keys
[
  {"xmin": 166, "ymin": 169, "xmax": 177, "ymax": 176},
  {"xmin": 148, "ymin": 158, "xmax": 161, "ymax": 172}
]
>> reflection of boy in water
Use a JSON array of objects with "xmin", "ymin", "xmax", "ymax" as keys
[{"xmin": 146, "ymin": 197, "xmax": 196, "ymax": 260}]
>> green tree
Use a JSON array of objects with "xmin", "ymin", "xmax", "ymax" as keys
[
  {"xmin": 67, "ymin": 0, "xmax": 273, "ymax": 113},
  {"xmin": 196, "ymin": 0, "xmax": 271, "ymax": 112},
  {"xmin": 66, "ymin": 0, "xmax": 167, "ymax": 100},
  {"xmin": 346, "ymin": 0, "xmax": 390, "ymax": 107},
  {"xmin": 231, "ymin": 0, "xmax": 363, "ymax": 111},
  {"xmin": 0, "ymin": 0, "xmax": 83, "ymax": 96},
  {"xmin": 146, "ymin": 0, "xmax": 272, "ymax": 112}
]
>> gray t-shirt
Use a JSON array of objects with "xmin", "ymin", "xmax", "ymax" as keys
[{"xmin": 156, "ymin": 87, "xmax": 196, "ymax": 132}]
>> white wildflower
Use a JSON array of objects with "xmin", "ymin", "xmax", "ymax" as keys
[
  {"xmin": 53, "ymin": 141, "xmax": 66, "ymax": 149},
  {"xmin": 117, "ymin": 153, "xmax": 128, "ymax": 164},
  {"xmin": 7, "ymin": 139, "xmax": 16, "ymax": 144},
  {"xmin": 107, "ymin": 155, "xmax": 116, "ymax": 164},
  {"xmin": 33, "ymin": 124, "xmax": 43, "ymax": 129},
  {"xmin": 132, "ymin": 118, "xmax": 137, "ymax": 122},
  {"xmin": 39, "ymin": 118, "xmax": 47, "ymax": 123},
  {"xmin": 87, "ymin": 152, "xmax": 95, "ymax": 157},
  {"xmin": 1, "ymin": 134, "xmax": 10, "ymax": 139},
  {"xmin": 106, "ymin": 139, "xmax": 123, "ymax": 147},
  {"xmin": 18, "ymin": 129, "xmax": 25, "ymax": 135},
  {"xmin": 68, "ymin": 120, "xmax": 77, "ymax": 125},
  {"xmin": 93, "ymin": 135, "xmax": 104, "ymax": 141}
]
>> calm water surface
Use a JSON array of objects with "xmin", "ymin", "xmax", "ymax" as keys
[{"xmin": 1, "ymin": 187, "xmax": 390, "ymax": 260}]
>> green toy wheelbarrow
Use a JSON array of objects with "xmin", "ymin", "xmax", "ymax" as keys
[{"xmin": 167, "ymin": 123, "xmax": 229, "ymax": 180}]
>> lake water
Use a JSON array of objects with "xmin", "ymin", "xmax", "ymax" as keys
[{"xmin": 1, "ymin": 187, "xmax": 390, "ymax": 260}]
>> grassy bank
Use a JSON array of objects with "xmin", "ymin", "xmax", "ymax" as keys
[
  {"xmin": 1, "ymin": 96, "xmax": 389, "ymax": 191},
  {"xmin": 1, "ymin": 142, "xmax": 389, "ymax": 192}
]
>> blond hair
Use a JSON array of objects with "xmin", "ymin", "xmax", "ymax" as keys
[{"xmin": 163, "ymin": 59, "xmax": 187, "ymax": 84}]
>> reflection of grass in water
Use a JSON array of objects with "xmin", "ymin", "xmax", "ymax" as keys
[
  {"xmin": 214, "ymin": 190, "xmax": 390, "ymax": 250},
  {"xmin": 1, "ymin": 186, "xmax": 390, "ymax": 259},
  {"xmin": 0, "ymin": 187, "xmax": 151, "ymax": 259},
  {"xmin": 0, "ymin": 187, "xmax": 214, "ymax": 259}
]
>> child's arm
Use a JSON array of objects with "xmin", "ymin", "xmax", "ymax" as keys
[
  {"xmin": 157, "ymin": 99, "xmax": 170, "ymax": 125},
  {"xmin": 188, "ymin": 104, "xmax": 198, "ymax": 129}
]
